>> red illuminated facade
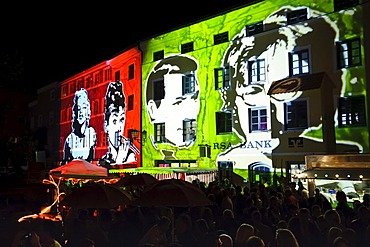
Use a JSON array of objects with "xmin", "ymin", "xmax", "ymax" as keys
[{"xmin": 59, "ymin": 47, "xmax": 141, "ymax": 169}]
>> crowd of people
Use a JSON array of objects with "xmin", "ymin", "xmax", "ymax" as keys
[{"xmin": 9, "ymin": 178, "xmax": 370, "ymax": 247}]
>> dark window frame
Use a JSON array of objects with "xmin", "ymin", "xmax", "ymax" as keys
[
  {"xmin": 248, "ymin": 59, "xmax": 266, "ymax": 83},
  {"xmin": 287, "ymin": 8, "xmax": 308, "ymax": 25},
  {"xmin": 334, "ymin": 0, "xmax": 359, "ymax": 11},
  {"xmin": 128, "ymin": 94, "xmax": 134, "ymax": 111},
  {"xmin": 214, "ymin": 32, "xmax": 229, "ymax": 45},
  {"xmin": 154, "ymin": 123, "xmax": 166, "ymax": 143},
  {"xmin": 128, "ymin": 64, "xmax": 135, "ymax": 80},
  {"xmin": 338, "ymin": 95, "xmax": 366, "ymax": 128},
  {"xmin": 249, "ymin": 107, "xmax": 268, "ymax": 132},
  {"xmin": 214, "ymin": 66, "xmax": 231, "ymax": 90},
  {"xmin": 183, "ymin": 119, "xmax": 197, "ymax": 142},
  {"xmin": 289, "ymin": 49, "xmax": 310, "ymax": 76},
  {"xmin": 153, "ymin": 50, "xmax": 164, "ymax": 61},
  {"xmin": 216, "ymin": 111, "xmax": 233, "ymax": 134},
  {"xmin": 181, "ymin": 42, "xmax": 194, "ymax": 54},
  {"xmin": 246, "ymin": 21, "xmax": 264, "ymax": 36},
  {"xmin": 336, "ymin": 38, "xmax": 361, "ymax": 69},
  {"xmin": 284, "ymin": 99, "xmax": 309, "ymax": 130}
]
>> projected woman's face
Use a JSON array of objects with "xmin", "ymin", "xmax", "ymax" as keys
[
  {"xmin": 76, "ymin": 96, "xmax": 90, "ymax": 125},
  {"xmin": 107, "ymin": 106, "xmax": 125, "ymax": 148}
]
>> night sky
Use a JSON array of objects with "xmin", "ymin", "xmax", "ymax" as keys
[{"xmin": 1, "ymin": 1, "xmax": 248, "ymax": 94}]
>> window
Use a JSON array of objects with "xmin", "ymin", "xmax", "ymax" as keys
[
  {"xmin": 338, "ymin": 95, "xmax": 366, "ymax": 127},
  {"xmin": 287, "ymin": 8, "xmax": 308, "ymax": 25},
  {"xmin": 85, "ymin": 76, "xmax": 92, "ymax": 88},
  {"xmin": 77, "ymin": 78, "xmax": 84, "ymax": 89},
  {"xmin": 214, "ymin": 66, "xmax": 231, "ymax": 90},
  {"xmin": 61, "ymin": 85, "xmax": 68, "ymax": 97},
  {"xmin": 249, "ymin": 107, "xmax": 268, "ymax": 132},
  {"xmin": 104, "ymin": 68, "xmax": 112, "ymax": 81},
  {"xmin": 199, "ymin": 145, "xmax": 211, "ymax": 158},
  {"xmin": 60, "ymin": 109, "xmax": 66, "ymax": 122},
  {"xmin": 153, "ymin": 79, "xmax": 165, "ymax": 101},
  {"xmin": 115, "ymin": 71, "xmax": 120, "ymax": 81},
  {"xmin": 334, "ymin": 0, "xmax": 359, "ymax": 11},
  {"xmin": 128, "ymin": 94, "xmax": 134, "ymax": 111},
  {"xmin": 128, "ymin": 64, "xmax": 135, "ymax": 80},
  {"xmin": 246, "ymin": 21, "xmax": 264, "ymax": 36},
  {"xmin": 214, "ymin": 32, "xmax": 229, "ymax": 45},
  {"xmin": 337, "ymin": 38, "xmax": 361, "ymax": 68},
  {"xmin": 66, "ymin": 107, "xmax": 72, "ymax": 121},
  {"xmin": 285, "ymin": 99, "xmax": 308, "ymax": 130},
  {"xmin": 289, "ymin": 49, "xmax": 310, "ymax": 76},
  {"xmin": 181, "ymin": 42, "xmax": 194, "ymax": 53},
  {"xmin": 155, "ymin": 123, "xmax": 166, "ymax": 143},
  {"xmin": 93, "ymin": 100, "xmax": 99, "ymax": 115},
  {"xmin": 94, "ymin": 72, "xmax": 101, "ymax": 85},
  {"xmin": 216, "ymin": 111, "xmax": 232, "ymax": 134},
  {"xmin": 101, "ymin": 131, "xmax": 107, "ymax": 147},
  {"xmin": 183, "ymin": 73, "xmax": 196, "ymax": 95},
  {"xmin": 69, "ymin": 81, "xmax": 76, "ymax": 94},
  {"xmin": 183, "ymin": 119, "xmax": 197, "ymax": 142},
  {"xmin": 248, "ymin": 59, "xmax": 266, "ymax": 83},
  {"xmin": 153, "ymin": 50, "xmax": 164, "ymax": 61}
]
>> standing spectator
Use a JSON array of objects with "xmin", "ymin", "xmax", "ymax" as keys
[
  {"xmin": 251, "ymin": 210, "xmax": 274, "ymax": 247},
  {"xmin": 217, "ymin": 209, "xmax": 239, "ymax": 240},
  {"xmin": 219, "ymin": 233, "xmax": 233, "ymax": 247},
  {"xmin": 138, "ymin": 216, "xmax": 171, "ymax": 247},
  {"xmin": 348, "ymin": 205, "xmax": 370, "ymax": 245},
  {"xmin": 234, "ymin": 223, "xmax": 255, "ymax": 247},
  {"xmin": 246, "ymin": 236, "xmax": 265, "ymax": 247},
  {"xmin": 275, "ymin": 228, "xmax": 300, "ymax": 247},
  {"xmin": 335, "ymin": 191, "xmax": 355, "ymax": 227}
]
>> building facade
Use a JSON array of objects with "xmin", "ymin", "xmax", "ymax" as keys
[
  {"xmin": 58, "ymin": 47, "xmax": 142, "ymax": 170},
  {"xmin": 139, "ymin": 0, "xmax": 370, "ymax": 184},
  {"xmin": 30, "ymin": 0, "xmax": 370, "ymax": 185}
]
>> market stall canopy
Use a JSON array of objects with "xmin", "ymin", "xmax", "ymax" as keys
[
  {"xmin": 133, "ymin": 178, "xmax": 212, "ymax": 207},
  {"xmin": 60, "ymin": 183, "xmax": 133, "ymax": 209},
  {"xmin": 49, "ymin": 159, "xmax": 108, "ymax": 179},
  {"xmin": 303, "ymin": 154, "xmax": 370, "ymax": 180}
]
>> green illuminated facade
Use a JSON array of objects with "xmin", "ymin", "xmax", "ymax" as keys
[{"xmin": 139, "ymin": 0, "xmax": 370, "ymax": 184}]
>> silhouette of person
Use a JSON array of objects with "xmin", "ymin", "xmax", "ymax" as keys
[{"xmin": 62, "ymin": 88, "xmax": 97, "ymax": 165}]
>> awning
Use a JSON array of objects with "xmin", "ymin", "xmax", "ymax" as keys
[{"xmin": 300, "ymin": 168, "xmax": 370, "ymax": 180}]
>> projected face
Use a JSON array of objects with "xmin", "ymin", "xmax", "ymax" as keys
[
  {"xmin": 72, "ymin": 88, "xmax": 92, "ymax": 136},
  {"xmin": 218, "ymin": 6, "xmax": 346, "ymax": 168},
  {"xmin": 102, "ymin": 81, "xmax": 137, "ymax": 165},
  {"xmin": 146, "ymin": 55, "xmax": 200, "ymax": 148},
  {"xmin": 62, "ymin": 88, "xmax": 96, "ymax": 165}
]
